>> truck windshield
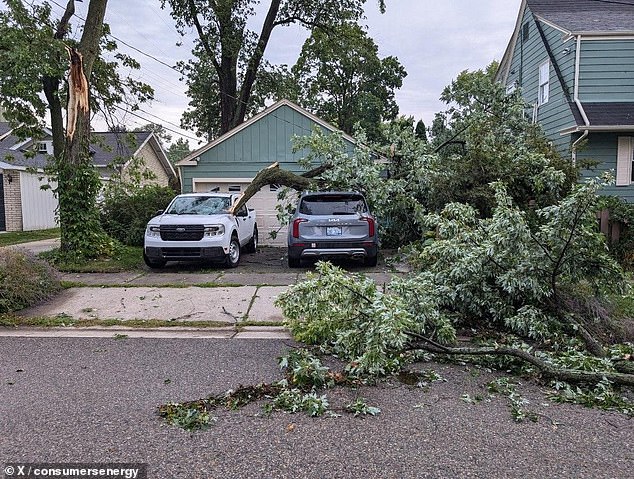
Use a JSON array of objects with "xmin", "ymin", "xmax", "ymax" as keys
[
  {"xmin": 166, "ymin": 196, "xmax": 231, "ymax": 215},
  {"xmin": 299, "ymin": 194, "xmax": 367, "ymax": 215}
]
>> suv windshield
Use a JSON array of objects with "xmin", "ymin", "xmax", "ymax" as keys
[
  {"xmin": 166, "ymin": 196, "xmax": 231, "ymax": 215},
  {"xmin": 299, "ymin": 194, "xmax": 367, "ymax": 216}
]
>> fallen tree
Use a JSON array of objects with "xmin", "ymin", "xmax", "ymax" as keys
[
  {"xmin": 275, "ymin": 179, "xmax": 634, "ymax": 413},
  {"xmin": 228, "ymin": 161, "xmax": 329, "ymax": 214}
]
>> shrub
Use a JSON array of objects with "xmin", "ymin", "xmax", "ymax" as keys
[
  {"xmin": 0, "ymin": 249, "xmax": 61, "ymax": 313},
  {"xmin": 100, "ymin": 185, "xmax": 176, "ymax": 246}
]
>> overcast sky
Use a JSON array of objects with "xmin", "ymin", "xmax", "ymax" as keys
[{"xmin": 54, "ymin": 0, "xmax": 523, "ymax": 146}]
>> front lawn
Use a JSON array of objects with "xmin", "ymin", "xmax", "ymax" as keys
[
  {"xmin": 40, "ymin": 245, "xmax": 146, "ymax": 272},
  {"xmin": 0, "ymin": 228, "xmax": 60, "ymax": 247}
]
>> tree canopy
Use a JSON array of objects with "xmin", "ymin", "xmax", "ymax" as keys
[
  {"xmin": 291, "ymin": 22, "xmax": 406, "ymax": 142},
  {"xmin": 163, "ymin": 0, "xmax": 387, "ymax": 139}
]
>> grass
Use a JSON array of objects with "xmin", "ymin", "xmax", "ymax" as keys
[
  {"xmin": 60, "ymin": 281, "xmax": 242, "ymax": 289},
  {"xmin": 0, "ymin": 314, "xmax": 231, "ymax": 329},
  {"xmin": 0, "ymin": 228, "xmax": 60, "ymax": 247},
  {"xmin": 41, "ymin": 245, "xmax": 146, "ymax": 272}
]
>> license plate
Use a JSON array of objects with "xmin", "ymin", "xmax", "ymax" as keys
[{"xmin": 326, "ymin": 226, "xmax": 342, "ymax": 236}]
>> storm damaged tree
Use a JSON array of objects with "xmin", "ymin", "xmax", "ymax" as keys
[
  {"xmin": 163, "ymin": 0, "xmax": 386, "ymax": 139},
  {"xmin": 0, "ymin": 0, "xmax": 153, "ymax": 258}
]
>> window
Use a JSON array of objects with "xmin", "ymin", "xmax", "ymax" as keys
[
  {"xmin": 522, "ymin": 23, "xmax": 530, "ymax": 42},
  {"xmin": 37, "ymin": 142, "xmax": 49, "ymax": 153},
  {"xmin": 616, "ymin": 137, "xmax": 634, "ymax": 186},
  {"xmin": 506, "ymin": 82, "xmax": 517, "ymax": 95},
  {"xmin": 270, "ymin": 184, "xmax": 280, "ymax": 192},
  {"xmin": 538, "ymin": 61, "xmax": 550, "ymax": 105},
  {"xmin": 228, "ymin": 185, "xmax": 241, "ymax": 192}
]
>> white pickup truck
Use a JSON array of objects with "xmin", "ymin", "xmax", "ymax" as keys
[{"xmin": 143, "ymin": 193, "xmax": 257, "ymax": 268}]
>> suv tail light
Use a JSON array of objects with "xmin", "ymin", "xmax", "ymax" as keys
[
  {"xmin": 362, "ymin": 217, "xmax": 375, "ymax": 237},
  {"xmin": 292, "ymin": 218, "xmax": 308, "ymax": 238}
]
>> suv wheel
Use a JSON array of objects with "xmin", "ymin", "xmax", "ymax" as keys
[
  {"xmin": 364, "ymin": 254, "xmax": 378, "ymax": 267},
  {"xmin": 225, "ymin": 235, "xmax": 241, "ymax": 268},
  {"xmin": 288, "ymin": 256, "xmax": 301, "ymax": 268}
]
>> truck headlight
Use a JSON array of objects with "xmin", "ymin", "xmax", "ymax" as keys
[
  {"xmin": 146, "ymin": 225, "xmax": 160, "ymax": 238},
  {"xmin": 204, "ymin": 224, "xmax": 225, "ymax": 237}
]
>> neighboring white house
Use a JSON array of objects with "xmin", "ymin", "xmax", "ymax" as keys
[{"xmin": 0, "ymin": 125, "xmax": 176, "ymax": 232}]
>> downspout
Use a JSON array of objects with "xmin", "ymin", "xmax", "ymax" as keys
[{"xmin": 572, "ymin": 34, "xmax": 590, "ymax": 165}]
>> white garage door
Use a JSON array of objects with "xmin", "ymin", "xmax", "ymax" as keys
[
  {"xmin": 192, "ymin": 179, "xmax": 296, "ymax": 246},
  {"xmin": 20, "ymin": 172, "xmax": 58, "ymax": 230}
]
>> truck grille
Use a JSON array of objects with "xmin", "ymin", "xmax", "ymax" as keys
[{"xmin": 160, "ymin": 225, "xmax": 205, "ymax": 241}]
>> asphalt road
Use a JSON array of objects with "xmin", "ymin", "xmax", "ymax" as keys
[{"xmin": 1, "ymin": 337, "xmax": 632, "ymax": 479}]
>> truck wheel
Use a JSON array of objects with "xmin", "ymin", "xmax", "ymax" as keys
[
  {"xmin": 143, "ymin": 252, "xmax": 166, "ymax": 269},
  {"xmin": 244, "ymin": 225, "xmax": 258, "ymax": 253},
  {"xmin": 225, "ymin": 235, "xmax": 241, "ymax": 268}
]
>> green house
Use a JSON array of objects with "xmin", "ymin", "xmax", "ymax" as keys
[
  {"xmin": 496, "ymin": 0, "xmax": 634, "ymax": 200},
  {"xmin": 176, "ymin": 99, "xmax": 356, "ymax": 244}
]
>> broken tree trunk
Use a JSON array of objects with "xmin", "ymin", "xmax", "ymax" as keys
[
  {"xmin": 228, "ymin": 161, "xmax": 330, "ymax": 214},
  {"xmin": 406, "ymin": 332, "xmax": 634, "ymax": 387}
]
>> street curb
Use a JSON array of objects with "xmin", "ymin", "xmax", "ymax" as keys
[{"xmin": 0, "ymin": 325, "xmax": 292, "ymax": 339}]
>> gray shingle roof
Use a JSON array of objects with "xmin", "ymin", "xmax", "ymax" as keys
[
  {"xmin": 528, "ymin": 0, "xmax": 634, "ymax": 33},
  {"xmin": 582, "ymin": 102, "xmax": 634, "ymax": 125},
  {"xmin": 89, "ymin": 131, "xmax": 150, "ymax": 167},
  {"xmin": 0, "ymin": 128, "xmax": 152, "ymax": 175},
  {"xmin": 0, "ymin": 148, "xmax": 49, "ymax": 169}
]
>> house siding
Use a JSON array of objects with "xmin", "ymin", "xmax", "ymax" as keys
[
  {"xmin": 3, "ymin": 170, "xmax": 23, "ymax": 231},
  {"xmin": 504, "ymin": 7, "xmax": 578, "ymax": 154},
  {"xmin": 121, "ymin": 140, "xmax": 171, "ymax": 187},
  {"xmin": 578, "ymin": 132, "xmax": 634, "ymax": 203},
  {"xmin": 180, "ymin": 104, "xmax": 354, "ymax": 193},
  {"xmin": 579, "ymin": 40, "xmax": 634, "ymax": 102}
]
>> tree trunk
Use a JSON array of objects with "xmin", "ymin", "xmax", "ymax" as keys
[
  {"xmin": 228, "ymin": 162, "xmax": 329, "ymax": 215},
  {"xmin": 57, "ymin": 0, "xmax": 108, "ymax": 254}
]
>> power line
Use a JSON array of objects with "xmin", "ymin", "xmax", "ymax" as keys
[{"xmin": 110, "ymin": 104, "xmax": 202, "ymax": 143}]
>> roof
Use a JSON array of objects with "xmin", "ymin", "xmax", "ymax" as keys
[
  {"xmin": 528, "ymin": 0, "xmax": 634, "ymax": 34},
  {"xmin": 0, "ymin": 129, "xmax": 175, "ymax": 179},
  {"xmin": 0, "ymin": 148, "xmax": 48, "ymax": 169},
  {"xmin": 89, "ymin": 131, "xmax": 151, "ymax": 167},
  {"xmin": 582, "ymin": 102, "xmax": 634, "ymax": 126},
  {"xmin": 497, "ymin": 0, "xmax": 634, "ymax": 84},
  {"xmin": 178, "ymin": 99, "xmax": 357, "ymax": 166}
]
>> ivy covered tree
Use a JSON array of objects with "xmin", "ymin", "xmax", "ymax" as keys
[
  {"xmin": 0, "ymin": 0, "xmax": 153, "ymax": 259},
  {"xmin": 163, "ymin": 0, "xmax": 386, "ymax": 139},
  {"xmin": 291, "ymin": 22, "xmax": 406, "ymax": 142}
]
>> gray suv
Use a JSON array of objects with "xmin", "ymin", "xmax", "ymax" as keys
[{"xmin": 287, "ymin": 191, "xmax": 378, "ymax": 268}]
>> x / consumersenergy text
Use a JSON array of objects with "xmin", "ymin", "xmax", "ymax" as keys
[{"xmin": 3, "ymin": 464, "xmax": 146, "ymax": 479}]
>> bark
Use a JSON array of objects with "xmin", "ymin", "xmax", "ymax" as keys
[
  {"xmin": 406, "ymin": 333, "xmax": 634, "ymax": 387},
  {"xmin": 42, "ymin": 0, "xmax": 76, "ymax": 158},
  {"xmin": 235, "ymin": 0, "xmax": 282, "ymax": 128},
  {"xmin": 58, "ymin": 0, "xmax": 108, "ymax": 253},
  {"xmin": 228, "ymin": 162, "xmax": 330, "ymax": 215}
]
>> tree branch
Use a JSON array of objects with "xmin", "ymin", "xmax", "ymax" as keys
[
  {"xmin": 405, "ymin": 332, "xmax": 632, "ymax": 386},
  {"xmin": 228, "ymin": 162, "xmax": 324, "ymax": 214}
]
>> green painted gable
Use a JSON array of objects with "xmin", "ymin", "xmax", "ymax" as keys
[
  {"xmin": 579, "ymin": 39, "xmax": 634, "ymax": 102},
  {"xmin": 179, "ymin": 103, "xmax": 355, "ymax": 193},
  {"xmin": 504, "ymin": 6, "xmax": 577, "ymax": 153}
]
